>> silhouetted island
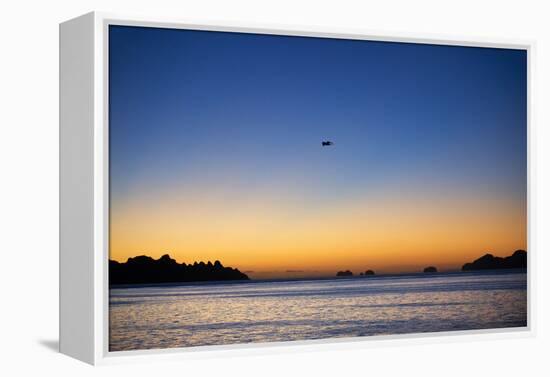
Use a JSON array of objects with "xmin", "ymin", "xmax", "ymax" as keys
[
  {"xmin": 336, "ymin": 270, "xmax": 353, "ymax": 277},
  {"xmin": 423, "ymin": 266, "xmax": 437, "ymax": 273},
  {"xmin": 462, "ymin": 250, "xmax": 527, "ymax": 271},
  {"xmin": 364, "ymin": 270, "xmax": 375, "ymax": 276},
  {"xmin": 109, "ymin": 254, "xmax": 249, "ymax": 285}
]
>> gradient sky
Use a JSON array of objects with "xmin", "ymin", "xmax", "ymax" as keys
[{"xmin": 109, "ymin": 25, "xmax": 527, "ymax": 278}]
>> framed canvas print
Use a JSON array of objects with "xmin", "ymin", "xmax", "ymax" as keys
[{"xmin": 59, "ymin": 12, "xmax": 533, "ymax": 365}]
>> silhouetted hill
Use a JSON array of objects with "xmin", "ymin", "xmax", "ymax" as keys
[
  {"xmin": 462, "ymin": 250, "xmax": 527, "ymax": 271},
  {"xmin": 423, "ymin": 266, "xmax": 437, "ymax": 273},
  {"xmin": 336, "ymin": 270, "xmax": 353, "ymax": 277},
  {"xmin": 109, "ymin": 254, "xmax": 249, "ymax": 285}
]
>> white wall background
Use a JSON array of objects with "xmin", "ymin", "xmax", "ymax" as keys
[{"xmin": 0, "ymin": 0, "xmax": 548, "ymax": 375}]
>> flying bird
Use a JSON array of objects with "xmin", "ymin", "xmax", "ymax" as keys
[{"xmin": 322, "ymin": 141, "xmax": 334, "ymax": 146}]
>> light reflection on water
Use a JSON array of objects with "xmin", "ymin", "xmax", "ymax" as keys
[{"xmin": 109, "ymin": 271, "xmax": 527, "ymax": 351}]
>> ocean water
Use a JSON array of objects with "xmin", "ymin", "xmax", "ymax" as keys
[{"xmin": 109, "ymin": 271, "xmax": 527, "ymax": 351}]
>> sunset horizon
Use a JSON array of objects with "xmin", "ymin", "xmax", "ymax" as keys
[
  {"xmin": 109, "ymin": 26, "xmax": 526, "ymax": 280},
  {"xmin": 109, "ymin": 249, "xmax": 527, "ymax": 279}
]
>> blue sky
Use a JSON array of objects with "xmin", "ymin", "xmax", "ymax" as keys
[{"xmin": 110, "ymin": 26, "xmax": 526, "ymax": 203}]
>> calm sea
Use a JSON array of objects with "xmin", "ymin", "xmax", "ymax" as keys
[{"xmin": 109, "ymin": 270, "xmax": 527, "ymax": 351}]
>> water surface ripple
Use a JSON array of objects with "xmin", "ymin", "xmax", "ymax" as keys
[{"xmin": 109, "ymin": 271, "xmax": 527, "ymax": 351}]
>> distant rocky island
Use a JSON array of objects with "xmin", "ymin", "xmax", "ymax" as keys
[
  {"xmin": 109, "ymin": 254, "xmax": 249, "ymax": 285},
  {"xmin": 338, "ymin": 269, "xmax": 375, "ymax": 277},
  {"xmin": 333, "ymin": 250, "xmax": 527, "ymax": 277},
  {"xmin": 462, "ymin": 250, "xmax": 527, "ymax": 271},
  {"xmin": 336, "ymin": 270, "xmax": 353, "ymax": 277}
]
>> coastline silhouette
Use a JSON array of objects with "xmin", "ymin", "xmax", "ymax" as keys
[
  {"xmin": 109, "ymin": 254, "xmax": 249, "ymax": 285},
  {"xmin": 109, "ymin": 249, "xmax": 527, "ymax": 286},
  {"xmin": 462, "ymin": 250, "xmax": 527, "ymax": 271}
]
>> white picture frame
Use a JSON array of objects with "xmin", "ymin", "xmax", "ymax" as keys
[{"xmin": 59, "ymin": 11, "xmax": 535, "ymax": 365}]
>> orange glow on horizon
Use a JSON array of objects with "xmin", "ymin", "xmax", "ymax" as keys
[
  {"xmin": 109, "ymin": 183, "xmax": 526, "ymax": 277},
  {"xmin": 110, "ymin": 181, "xmax": 527, "ymax": 276}
]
